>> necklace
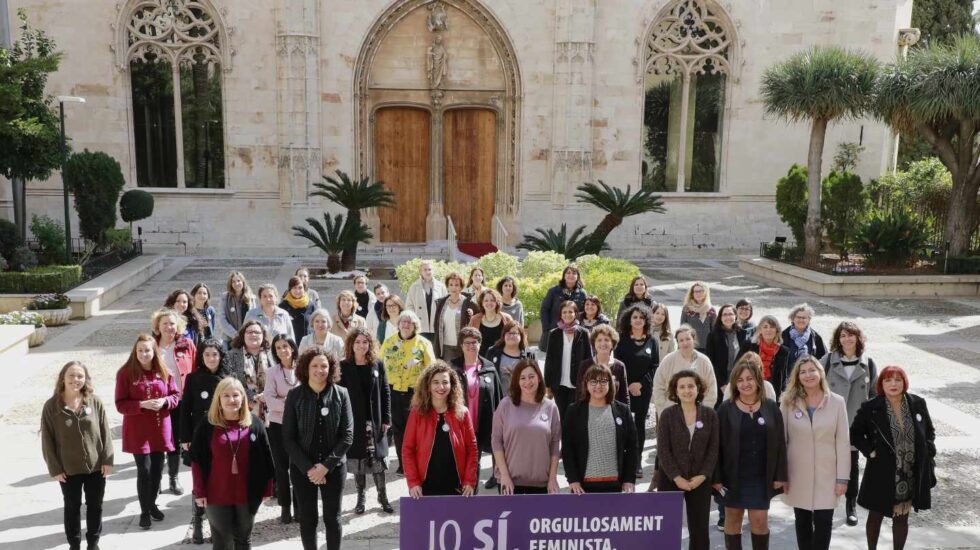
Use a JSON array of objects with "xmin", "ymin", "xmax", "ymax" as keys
[
  {"xmin": 225, "ymin": 424, "xmax": 243, "ymax": 474},
  {"xmin": 737, "ymin": 398, "xmax": 759, "ymax": 412}
]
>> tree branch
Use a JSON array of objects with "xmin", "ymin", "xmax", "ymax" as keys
[{"xmin": 916, "ymin": 122, "xmax": 960, "ymax": 176}]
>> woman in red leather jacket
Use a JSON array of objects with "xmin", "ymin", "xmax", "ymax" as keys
[{"xmin": 403, "ymin": 361, "xmax": 478, "ymax": 498}]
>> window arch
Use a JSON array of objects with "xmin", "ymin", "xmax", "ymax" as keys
[
  {"xmin": 641, "ymin": 0, "xmax": 735, "ymax": 193},
  {"xmin": 117, "ymin": 0, "xmax": 231, "ymax": 188}
]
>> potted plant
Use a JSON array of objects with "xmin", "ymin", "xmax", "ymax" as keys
[
  {"xmin": 0, "ymin": 310, "xmax": 46, "ymax": 347},
  {"xmin": 25, "ymin": 293, "xmax": 73, "ymax": 326}
]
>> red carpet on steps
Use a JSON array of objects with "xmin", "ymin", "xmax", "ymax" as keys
[{"xmin": 458, "ymin": 242, "xmax": 498, "ymax": 258}]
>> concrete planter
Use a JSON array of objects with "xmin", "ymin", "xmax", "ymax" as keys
[
  {"xmin": 29, "ymin": 326, "xmax": 47, "ymax": 348},
  {"xmin": 35, "ymin": 307, "xmax": 72, "ymax": 327}
]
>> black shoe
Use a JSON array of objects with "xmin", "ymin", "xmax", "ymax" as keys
[
  {"xmin": 484, "ymin": 477, "xmax": 498, "ymax": 490},
  {"xmin": 280, "ymin": 510, "xmax": 293, "ymax": 524},
  {"xmin": 635, "ymin": 467, "xmax": 644, "ymax": 478},
  {"xmin": 87, "ymin": 544, "xmax": 100, "ymax": 550},
  {"xmin": 139, "ymin": 513, "xmax": 152, "ymax": 529},
  {"xmin": 169, "ymin": 475, "xmax": 184, "ymax": 495},
  {"xmin": 395, "ymin": 466, "xmax": 404, "ymax": 476},
  {"xmin": 846, "ymin": 498, "xmax": 858, "ymax": 526},
  {"xmin": 192, "ymin": 514, "xmax": 204, "ymax": 544},
  {"xmin": 149, "ymin": 506, "xmax": 165, "ymax": 521},
  {"xmin": 717, "ymin": 517, "xmax": 725, "ymax": 531}
]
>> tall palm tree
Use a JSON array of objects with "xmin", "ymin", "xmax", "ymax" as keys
[
  {"xmin": 574, "ymin": 181, "xmax": 666, "ymax": 249},
  {"xmin": 516, "ymin": 224, "xmax": 607, "ymax": 261},
  {"xmin": 292, "ymin": 213, "xmax": 372, "ymax": 274},
  {"xmin": 761, "ymin": 47, "xmax": 879, "ymax": 264},
  {"xmin": 876, "ymin": 35, "xmax": 980, "ymax": 256},
  {"xmin": 311, "ymin": 171, "xmax": 395, "ymax": 270}
]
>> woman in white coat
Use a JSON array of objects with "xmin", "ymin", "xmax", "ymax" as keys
[{"xmin": 780, "ymin": 356, "xmax": 850, "ymax": 550}]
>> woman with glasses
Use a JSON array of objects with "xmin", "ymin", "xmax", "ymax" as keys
[
  {"xmin": 782, "ymin": 304, "xmax": 828, "ymax": 370},
  {"xmin": 485, "ymin": 323, "xmax": 533, "ymax": 390},
  {"xmin": 680, "ymin": 282, "xmax": 716, "ymax": 353}
]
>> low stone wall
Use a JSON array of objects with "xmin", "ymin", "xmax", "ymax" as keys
[
  {"xmin": 0, "ymin": 325, "xmax": 34, "ymax": 370},
  {"xmin": 739, "ymin": 256, "xmax": 980, "ymax": 297}
]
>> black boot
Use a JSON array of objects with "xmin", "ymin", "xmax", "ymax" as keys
[
  {"xmin": 169, "ymin": 475, "xmax": 183, "ymax": 496},
  {"xmin": 725, "ymin": 534, "xmax": 743, "ymax": 550},
  {"xmin": 751, "ymin": 532, "xmax": 769, "ymax": 550},
  {"xmin": 374, "ymin": 473, "xmax": 394, "ymax": 513},
  {"xmin": 846, "ymin": 497, "xmax": 858, "ymax": 526},
  {"xmin": 192, "ymin": 503, "xmax": 204, "ymax": 544},
  {"xmin": 354, "ymin": 474, "xmax": 367, "ymax": 514}
]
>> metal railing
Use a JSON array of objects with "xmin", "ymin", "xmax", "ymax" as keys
[
  {"xmin": 447, "ymin": 215, "xmax": 458, "ymax": 263},
  {"xmin": 492, "ymin": 215, "xmax": 510, "ymax": 254}
]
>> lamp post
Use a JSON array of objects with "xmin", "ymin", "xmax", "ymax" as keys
[{"xmin": 57, "ymin": 95, "xmax": 85, "ymax": 265}]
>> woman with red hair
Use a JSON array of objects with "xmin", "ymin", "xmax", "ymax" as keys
[{"xmin": 849, "ymin": 366, "xmax": 936, "ymax": 550}]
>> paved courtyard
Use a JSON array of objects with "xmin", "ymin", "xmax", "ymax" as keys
[{"xmin": 1, "ymin": 255, "xmax": 979, "ymax": 549}]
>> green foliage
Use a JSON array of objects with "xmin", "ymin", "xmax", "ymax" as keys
[
  {"xmin": 0, "ymin": 265, "xmax": 81, "ymax": 293},
  {"xmin": 574, "ymin": 180, "xmax": 666, "ymax": 247},
  {"xmin": 119, "ymin": 189, "xmax": 155, "ymax": 223},
  {"xmin": 393, "ymin": 258, "xmax": 471, "ymax": 295},
  {"xmin": 476, "ymin": 251, "xmax": 520, "ymax": 285},
  {"xmin": 833, "ymin": 142, "xmax": 865, "ymax": 172},
  {"xmin": 774, "ymin": 165, "xmax": 808, "ymax": 245},
  {"xmin": 761, "ymin": 242, "xmax": 804, "ymax": 262},
  {"xmin": 867, "ymin": 158, "xmax": 964, "ymax": 241},
  {"xmin": 105, "ymin": 228, "xmax": 133, "ymax": 253},
  {"xmin": 29, "ymin": 214, "xmax": 65, "ymax": 265},
  {"xmin": 312, "ymin": 170, "xmax": 396, "ymax": 270},
  {"xmin": 0, "ymin": 310, "xmax": 44, "ymax": 328},
  {"xmin": 26, "ymin": 293, "xmax": 70, "ymax": 310},
  {"xmin": 946, "ymin": 256, "xmax": 980, "ymax": 273},
  {"xmin": 911, "ymin": 0, "xmax": 976, "ymax": 49},
  {"xmin": 9, "ymin": 246, "xmax": 38, "ymax": 271},
  {"xmin": 517, "ymin": 224, "xmax": 606, "ymax": 260},
  {"xmin": 292, "ymin": 213, "xmax": 372, "ymax": 273},
  {"xmin": 0, "ymin": 218, "xmax": 24, "ymax": 261},
  {"xmin": 518, "ymin": 251, "xmax": 568, "ymax": 280},
  {"xmin": 0, "ymin": 10, "xmax": 64, "ymax": 184},
  {"xmin": 856, "ymin": 210, "xmax": 929, "ymax": 266},
  {"xmin": 63, "ymin": 150, "xmax": 126, "ymax": 244},
  {"xmin": 513, "ymin": 275, "xmax": 554, "ymax": 326},
  {"xmin": 821, "ymin": 171, "xmax": 869, "ymax": 256}
]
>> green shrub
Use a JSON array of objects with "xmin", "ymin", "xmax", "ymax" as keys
[
  {"xmin": 105, "ymin": 228, "xmax": 133, "ymax": 253},
  {"xmin": 0, "ymin": 265, "xmax": 82, "ymax": 293},
  {"xmin": 0, "ymin": 218, "xmax": 23, "ymax": 261},
  {"xmin": 30, "ymin": 214, "xmax": 66, "ymax": 265},
  {"xmin": 119, "ymin": 189, "xmax": 154, "ymax": 223},
  {"xmin": 9, "ymin": 246, "xmax": 38, "ymax": 271},
  {"xmin": 856, "ymin": 210, "xmax": 929, "ymax": 267},
  {"xmin": 476, "ymin": 252, "xmax": 520, "ymax": 284},
  {"xmin": 518, "ymin": 251, "xmax": 568, "ymax": 280},
  {"xmin": 26, "ymin": 293, "xmax": 70, "ymax": 310},
  {"xmin": 775, "ymin": 164, "xmax": 809, "ymax": 246},
  {"xmin": 63, "ymin": 150, "xmax": 126, "ymax": 244},
  {"xmin": 393, "ymin": 258, "xmax": 470, "ymax": 295},
  {"xmin": 514, "ymin": 274, "xmax": 557, "ymax": 326},
  {"xmin": 947, "ymin": 256, "xmax": 980, "ymax": 274},
  {"xmin": 821, "ymin": 170, "xmax": 868, "ymax": 256}
]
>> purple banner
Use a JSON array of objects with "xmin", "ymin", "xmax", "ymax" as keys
[{"xmin": 399, "ymin": 492, "xmax": 684, "ymax": 550}]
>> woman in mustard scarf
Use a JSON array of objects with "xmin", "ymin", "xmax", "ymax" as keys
[{"xmin": 280, "ymin": 276, "xmax": 316, "ymax": 341}]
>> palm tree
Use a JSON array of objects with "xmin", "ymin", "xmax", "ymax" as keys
[
  {"xmin": 516, "ymin": 224, "xmax": 607, "ymax": 261},
  {"xmin": 574, "ymin": 181, "xmax": 666, "ymax": 249},
  {"xmin": 311, "ymin": 171, "xmax": 395, "ymax": 270},
  {"xmin": 760, "ymin": 47, "xmax": 879, "ymax": 264},
  {"xmin": 876, "ymin": 35, "xmax": 980, "ymax": 256},
  {"xmin": 292, "ymin": 213, "xmax": 372, "ymax": 273}
]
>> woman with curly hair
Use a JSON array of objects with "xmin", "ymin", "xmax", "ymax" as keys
[
  {"xmin": 165, "ymin": 288, "xmax": 207, "ymax": 347},
  {"xmin": 616, "ymin": 304, "xmax": 660, "ymax": 477}
]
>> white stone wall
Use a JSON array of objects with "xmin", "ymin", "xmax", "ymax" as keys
[{"xmin": 0, "ymin": 0, "xmax": 912, "ymax": 256}]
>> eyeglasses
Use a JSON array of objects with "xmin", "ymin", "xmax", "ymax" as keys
[
  {"xmin": 245, "ymin": 330, "xmax": 264, "ymax": 336},
  {"xmin": 587, "ymin": 379, "xmax": 610, "ymax": 387},
  {"xmin": 461, "ymin": 341, "xmax": 480, "ymax": 347}
]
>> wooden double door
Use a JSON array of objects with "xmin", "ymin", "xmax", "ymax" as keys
[{"xmin": 374, "ymin": 107, "xmax": 496, "ymax": 243}]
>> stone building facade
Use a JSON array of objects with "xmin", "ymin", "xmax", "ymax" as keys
[{"xmin": 1, "ymin": 0, "xmax": 913, "ymax": 256}]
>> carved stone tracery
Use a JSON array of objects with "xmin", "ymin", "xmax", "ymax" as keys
[
  {"xmin": 645, "ymin": 0, "xmax": 732, "ymax": 76},
  {"xmin": 117, "ymin": 0, "xmax": 231, "ymax": 70}
]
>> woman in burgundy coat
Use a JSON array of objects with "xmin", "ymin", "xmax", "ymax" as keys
[{"xmin": 115, "ymin": 333, "xmax": 180, "ymax": 530}]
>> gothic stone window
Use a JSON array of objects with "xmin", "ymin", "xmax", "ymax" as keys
[
  {"xmin": 125, "ymin": 0, "xmax": 226, "ymax": 188},
  {"xmin": 642, "ymin": 0, "xmax": 732, "ymax": 192}
]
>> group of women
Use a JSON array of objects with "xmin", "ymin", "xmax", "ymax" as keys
[{"xmin": 37, "ymin": 264, "xmax": 936, "ymax": 550}]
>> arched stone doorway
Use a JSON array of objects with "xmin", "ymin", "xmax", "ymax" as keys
[{"xmin": 354, "ymin": 0, "xmax": 521, "ymax": 244}]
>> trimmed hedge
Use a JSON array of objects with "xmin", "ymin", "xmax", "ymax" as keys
[
  {"xmin": 947, "ymin": 256, "xmax": 980, "ymax": 274},
  {"xmin": 0, "ymin": 265, "xmax": 83, "ymax": 293}
]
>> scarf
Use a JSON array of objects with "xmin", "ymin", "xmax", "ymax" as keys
[
  {"xmin": 758, "ymin": 340, "xmax": 779, "ymax": 380},
  {"xmin": 224, "ymin": 292, "xmax": 246, "ymax": 332},
  {"xmin": 685, "ymin": 300, "xmax": 712, "ymax": 321},
  {"xmin": 887, "ymin": 395, "xmax": 916, "ymax": 514},
  {"xmin": 557, "ymin": 319, "xmax": 579, "ymax": 334},
  {"xmin": 284, "ymin": 292, "xmax": 310, "ymax": 310},
  {"xmin": 788, "ymin": 326, "xmax": 811, "ymax": 355}
]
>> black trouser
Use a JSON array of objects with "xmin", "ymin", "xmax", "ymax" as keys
[
  {"xmin": 553, "ymin": 386, "xmax": 576, "ymax": 423},
  {"xmin": 793, "ymin": 508, "xmax": 834, "ymax": 550},
  {"xmin": 206, "ymin": 504, "xmax": 256, "ymax": 550},
  {"xmin": 166, "ymin": 401, "xmax": 181, "ymax": 478},
  {"xmin": 267, "ymin": 422, "xmax": 294, "ymax": 513},
  {"xmin": 420, "ymin": 332, "xmax": 435, "ymax": 343},
  {"xmin": 847, "ymin": 449, "xmax": 860, "ymax": 500},
  {"xmin": 630, "ymin": 384, "xmax": 652, "ymax": 465},
  {"xmin": 60, "ymin": 471, "xmax": 106, "ymax": 547},
  {"xmin": 503, "ymin": 485, "xmax": 548, "ymax": 495},
  {"xmin": 581, "ymin": 480, "xmax": 621, "ymax": 493},
  {"xmin": 133, "ymin": 452, "xmax": 164, "ymax": 513},
  {"xmin": 662, "ymin": 478, "xmax": 711, "ymax": 550},
  {"xmin": 292, "ymin": 463, "xmax": 346, "ymax": 550},
  {"xmin": 391, "ymin": 389, "xmax": 413, "ymax": 469}
]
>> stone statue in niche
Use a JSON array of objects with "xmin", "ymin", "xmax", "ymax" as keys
[
  {"xmin": 427, "ymin": 34, "xmax": 448, "ymax": 89},
  {"xmin": 427, "ymin": 2, "xmax": 448, "ymax": 33}
]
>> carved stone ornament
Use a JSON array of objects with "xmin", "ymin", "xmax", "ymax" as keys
[
  {"xmin": 645, "ymin": 0, "xmax": 732, "ymax": 76},
  {"xmin": 897, "ymin": 28, "xmax": 921, "ymax": 48},
  {"xmin": 427, "ymin": 34, "xmax": 448, "ymax": 89},
  {"xmin": 427, "ymin": 2, "xmax": 448, "ymax": 33},
  {"xmin": 118, "ymin": 0, "xmax": 229, "ymax": 70}
]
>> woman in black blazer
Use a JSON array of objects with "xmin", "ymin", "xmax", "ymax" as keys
[
  {"xmin": 652, "ymin": 370, "xmax": 719, "ymax": 550},
  {"xmin": 705, "ymin": 304, "xmax": 749, "ymax": 401},
  {"xmin": 450, "ymin": 327, "xmax": 504, "ymax": 491},
  {"xmin": 338, "ymin": 328, "xmax": 393, "ymax": 514},
  {"xmin": 539, "ymin": 266, "xmax": 588, "ymax": 352},
  {"xmin": 544, "ymin": 300, "xmax": 594, "ymax": 422},
  {"xmin": 562, "ymin": 363, "xmax": 637, "ymax": 494},
  {"xmin": 850, "ymin": 366, "xmax": 935, "ymax": 550}
]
